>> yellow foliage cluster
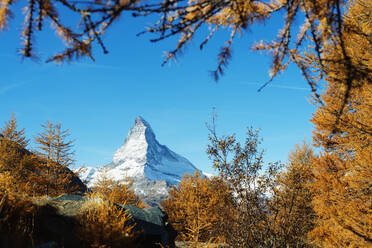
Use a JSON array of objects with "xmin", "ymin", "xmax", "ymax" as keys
[
  {"xmin": 0, "ymin": 0, "xmax": 12, "ymax": 31},
  {"xmin": 309, "ymin": 0, "xmax": 372, "ymax": 246},
  {"xmin": 90, "ymin": 167, "xmax": 146, "ymax": 208},
  {"xmin": 163, "ymin": 141, "xmax": 320, "ymax": 248},
  {"xmin": 268, "ymin": 142, "xmax": 316, "ymax": 247},
  {"xmin": 0, "ymin": 116, "xmax": 82, "ymax": 197},
  {"xmin": 78, "ymin": 198, "xmax": 138, "ymax": 248},
  {"xmin": 162, "ymin": 172, "xmax": 233, "ymax": 245},
  {"xmin": 207, "ymin": 0, "xmax": 270, "ymax": 27},
  {"xmin": 0, "ymin": 138, "xmax": 78, "ymax": 197}
]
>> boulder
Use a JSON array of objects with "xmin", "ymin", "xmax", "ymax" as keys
[{"xmin": 120, "ymin": 204, "xmax": 177, "ymax": 247}]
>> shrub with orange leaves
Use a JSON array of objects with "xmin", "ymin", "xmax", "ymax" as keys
[
  {"xmin": 91, "ymin": 167, "xmax": 146, "ymax": 208},
  {"xmin": 162, "ymin": 171, "xmax": 234, "ymax": 245},
  {"xmin": 78, "ymin": 198, "xmax": 138, "ymax": 248},
  {"xmin": 268, "ymin": 142, "xmax": 316, "ymax": 248}
]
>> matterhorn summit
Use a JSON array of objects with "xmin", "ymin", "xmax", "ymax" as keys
[{"xmin": 79, "ymin": 116, "xmax": 199, "ymax": 205}]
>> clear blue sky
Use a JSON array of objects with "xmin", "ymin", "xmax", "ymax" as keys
[{"xmin": 0, "ymin": 6, "xmax": 316, "ymax": 173}]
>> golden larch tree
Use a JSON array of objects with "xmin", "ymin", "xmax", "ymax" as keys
[
  {"xmin": 309, "ymin": 0, "xmax": 372, "ymax": 246},
  {"xmin": 34, "ymin": 121, "xmax": 77, "ymax": 196},
  {"xmin": 54, "ymin": 123, "xmax": 74, "ymax": 167},
  {"xmin": 35, "ymin": 121, "xmax": 75, "ymax": 167},
  {"xmin": 162, "ymin": 171, "xmax": 234, "ymax": 245},
  {"xmin": 269, "ymin": 142, "xmax": 316, "ymax": 247},
  {"xmin": 0, "ymin": 114, "xmax": 29, "ymax": 148},
  {"xmin": 35, "ymin": 121, "xmax": 56, "ymax": 163},
  {"xmin": 0, "ymin": 115, "xmax": 36, "ymax": 194}
]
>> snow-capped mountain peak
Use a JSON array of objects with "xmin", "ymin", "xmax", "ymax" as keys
[
  {"xmin": 81, "ymin": 117, "xmax": 198, "ymax": 190},
  {"xmin": 126, "ymin": 116, "xmax": 155, "ymax": 142},
  {"xmin": 112, "ymin": 116, "xmax": 154, "ymax": 165}
]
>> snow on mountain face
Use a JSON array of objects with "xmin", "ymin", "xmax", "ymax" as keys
[{"xmin": 82, "ymin": 116, "xmax": 198, "ymax": 188}]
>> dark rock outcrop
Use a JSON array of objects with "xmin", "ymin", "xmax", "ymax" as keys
[{"xmin": 121, "ymin": 204, "xmax": 177, "ymax": 248}]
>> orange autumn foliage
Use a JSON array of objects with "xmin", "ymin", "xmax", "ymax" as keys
[
  {"xmin": 91, "ymin": 167, "xmax": 146, "ymax": 208},
  {"xmin": 269, "ymin": 142, "xmax": 316, "ymax": 248},
  {"xmin": 309, "ymin": 0, "xmax": 372, "ymax": 246},
  {"xmin": 78, "ymin": 198, "xmax": 138, "ymax": 248},
  {"xmin": 0, "ymin": 116, "xmax": 83, "ymax": 197},
  {"xmin": 0, "ymin": 0, "xmax": 361, "ymax": 100},
  {"xmin": 162, "ymin": 172, "xmax": 233, "ymax": 244}
]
